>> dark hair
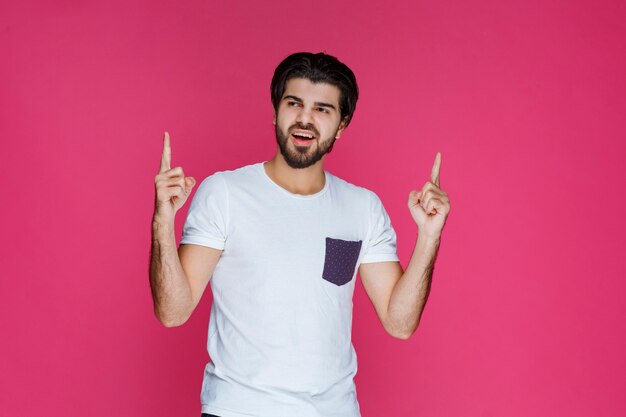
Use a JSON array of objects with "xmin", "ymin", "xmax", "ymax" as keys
[{"xmin": 270, "ymin": 52, "xmax": 359, "ymax": 127}]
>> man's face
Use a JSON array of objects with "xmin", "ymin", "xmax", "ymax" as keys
[{"xmin": 274, "ymin": 77, "xmax": 347, "ymax": 169}]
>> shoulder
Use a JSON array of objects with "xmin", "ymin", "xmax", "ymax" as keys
[
  {"xmin": 198, "ymin": 162, "xmax": 262, "ymax": 188},
  {"xmin": 327, "ymin": 171, "xmax": 380, "ymax": 206}
]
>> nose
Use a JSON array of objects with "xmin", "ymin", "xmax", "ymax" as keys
[{"xmin": 295, "ymin": 106, "xmax": 313, "ymax": 126}]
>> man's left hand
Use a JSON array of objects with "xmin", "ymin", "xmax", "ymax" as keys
[{"xmin": 408, "ymin": 152, "xmax": 451, "ymax": 239}]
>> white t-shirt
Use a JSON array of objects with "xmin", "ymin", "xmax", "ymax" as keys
[{"xmin": 180, "ymin": 161, "xmax": 399, "ymax": 417}]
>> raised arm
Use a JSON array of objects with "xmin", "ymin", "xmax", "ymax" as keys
[
  {"xmin": 360, "ymin": 152, "xmax": 451, "ymax": 339},
  {"xmin": 149, "ymin": 132, "xmax": 222, "ymax": 327}
]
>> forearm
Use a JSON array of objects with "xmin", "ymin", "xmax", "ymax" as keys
[
  {"xmin": 386, "ymin": 233, "xmax": 440, "ymax": 338},
  {"xmin": 149, "ymin": 217, "xmax": 193, "ymax": 327}
]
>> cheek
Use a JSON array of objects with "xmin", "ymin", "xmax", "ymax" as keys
[
  {"xmin": 277, "ymin": 109, "xmax": 296, "ymax": 125},
  {"xmin": 323, "ymin": 119, "xmax": 341, "ymax": 135}
]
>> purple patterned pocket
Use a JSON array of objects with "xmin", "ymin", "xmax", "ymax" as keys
[{"xmin": 322, "ymin": 237, "xmax": 363, "ymax": 286}]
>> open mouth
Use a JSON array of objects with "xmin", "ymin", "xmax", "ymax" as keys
[{"xmin": 291, "ymin": 130, "xmax": 316, "ymax": 146}]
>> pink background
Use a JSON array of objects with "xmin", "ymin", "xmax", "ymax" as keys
[{"xmin": 1, "ymin": 0, "xmax": 625, "ymax": 416}]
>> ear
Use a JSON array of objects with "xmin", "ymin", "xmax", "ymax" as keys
[
  {"xmin": 272, "ymin": 112, "xmax": 276, "ymax": 125},
  {"xmin": 334, "ymin": 117, "xmax": 349, "ymax": 139}
]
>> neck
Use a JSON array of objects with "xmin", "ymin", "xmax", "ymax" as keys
[{"xmin": 264, "ymin": 151, "xmax": 326, "ymax": 195}]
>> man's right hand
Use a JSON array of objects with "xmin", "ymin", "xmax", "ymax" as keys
[{"xmin": 154, "ymin": 131, "xmax": 196, "ymax": 222}]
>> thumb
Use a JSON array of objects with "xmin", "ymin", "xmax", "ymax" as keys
[
  {"xmin": 408, "ymin": 190, "xmax": 422, "ymax": 207},
  {"xmin": 184, "ymin": 177, "xmax": 196, "ymax": 193}
]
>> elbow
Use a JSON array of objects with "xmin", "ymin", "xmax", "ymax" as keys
[
  {"xmin": 390, "ymin": 330, "xmax": 414, "ymax": 340},
  {"xmin": 386, "ymin": 322, "xmax": 417, "ymax": 340},
  {"xmin": 160, "ymin": 318, "xmax": 186, "ymax": 328},
  {"xmin": 155, "ymin": 310, "xmax": 190, "ymax": 328},
  {"xmin": 159, "ymin": 317, "xmax": 188, "ymax": 328}
]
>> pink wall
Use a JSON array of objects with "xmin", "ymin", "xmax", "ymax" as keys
[{"xmin": 1, "ymin": 0, "xmax": 625, "ymax": 416}]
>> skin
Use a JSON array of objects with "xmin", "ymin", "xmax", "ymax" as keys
[
  {"xmin": 359, "ymin": 151, "xmax": 450, "ymax": 339},
  {"xmin": 264, "ymin": 77, "xmax": 347, "ymax": 194},
  {"xmin": 150, "ymin": 78, "xmax": 451, "ymax": 339},
  {"xmin": 150, "ymin": 132, "xmax": 219, "ymax": 327}
]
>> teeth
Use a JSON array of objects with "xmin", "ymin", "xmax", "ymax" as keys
[{"xmin": 293, "ymin": 132, "xmax": 313, "ymax": 138}]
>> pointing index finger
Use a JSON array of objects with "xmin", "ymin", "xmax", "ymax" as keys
[
  {"xmin": 430, "ymin": 152, "xmax": 441, "ymax": 187},
  {"xmin": 160, "ymin": 131, "xmax": 171, "ymax": 173}
]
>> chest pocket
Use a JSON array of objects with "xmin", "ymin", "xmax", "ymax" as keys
[{"xmin": 322, "ymin": 237, "xmax": 363, "ymax": 286}]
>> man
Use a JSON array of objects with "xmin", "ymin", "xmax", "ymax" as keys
[{"xmin": 150, "ymin": 52, "xmax": 451, "ymax": 417}]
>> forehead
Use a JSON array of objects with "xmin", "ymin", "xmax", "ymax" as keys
[{"xmin": 282, "ymin": 77, "xmax": 341, "ymax": 106}]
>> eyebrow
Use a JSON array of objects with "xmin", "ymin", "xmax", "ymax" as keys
[{"xmin": 283, "ymin": 95, "xmax": 337, "ymax": 111}]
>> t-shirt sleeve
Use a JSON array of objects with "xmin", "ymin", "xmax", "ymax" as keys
[
  {"xmin": 180, "ymin": 173, "xmax": 229, "ymax": 250},
  {"xmin": 360, "ymin": 191, "xmax": 400, "ymax": 264}
]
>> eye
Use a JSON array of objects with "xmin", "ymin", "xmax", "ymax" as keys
[
  {"xmin": 288, "ymin": 101, "xmax": 301, "ymax": 107},
  {"xmin": 317, "ymin": 107, "xmax": 328, "ymax": 113}
]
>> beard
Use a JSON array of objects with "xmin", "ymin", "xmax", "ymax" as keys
[{"xmin": 275, "ymin": 123, "xmax": 338, "ymax": 169}]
